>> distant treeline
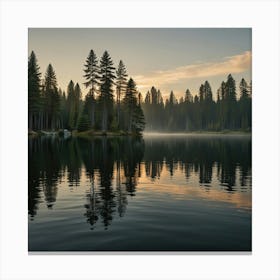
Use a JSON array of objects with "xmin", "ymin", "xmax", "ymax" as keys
[
  {"xmin": 28, "ymin": 50, "xmax": 251, "ymax": 133},
  {"xmin": 142, "ymin": 76, "xmax": 251, "ymax": 131}
]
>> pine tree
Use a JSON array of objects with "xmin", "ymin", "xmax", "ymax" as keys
[
  {"xmin": 123, "ymin": 78, "xmax": 145, "ymax": 134},
  {"xmin": 239, "ymin": 78, "xmax": 249, "ymax": 99},
  {"xmin": 166, "ymin": 90, "xmax": 177, "ymax": 130},
  {"xmin": 60, "ymin": 89, "xmax": 67, "ymax": 128},
  {"xmin": 43, "ymin": 64, "xmax": 60, "ymax": 130},
  {"xmin": 28, "ymin": 51, "xmax": 41, "ymax": 130},
  {"xmin": 239, "ymin": 78, "xmax": 251, "ymax": 130},
  {"xmin": 83, "ymin": 50, "xmax": 99, "ymax": 127},
  {"xmin": 99, "ymin": 51, "xmax": 116, "ymax": 132},
  {"xmin": 204, "ymin": 81, "xmax": 213, "ymax": 102},
  {"xmin": 169, "ymin": 90, "xmax": 177, "ymax": 105},
  {"xmin": 116, "ymin": 60, "xmax": 128, "ymax": 129},
  {"xmin": 74, "ymin": 83, "xmax": 82, "ymax": 128},
  {"xmin": 225, "ymin": 74, "xmax": 237, "ymax": 102},
  {"xmin": 145, "ymin": 91, "xmax": 151, "ymax": 104},
  {"xmin": 66, "ymin": 80, "xmax": 75, "ymax": 130},
  {"xmin": 199, "ymin": 84, "xmax": 205, "ymax": 102},
  {"xmin": 185, "ymin": 89, "xmax": 193, "ymax": 103},
  {"xmin": 225, "ymin": 74, "xmax": 237, "ymax": 129},
  {"xmin": 132, "ymin": 104, "xmax": 145, "ymax": 134},
  {"xmin": 123, "ymin": 78, "xmax": 137, "ymax": 133}
]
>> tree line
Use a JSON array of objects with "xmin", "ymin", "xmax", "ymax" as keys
[
  {"xmin": 29, "ymin": 50, "xmax": 251, "ymax": 133},
  {"xmin": 142, "ymin": 75, "xmax": 251, "ymax": 131},
  {"xmin": 28, "ymin": 50, "xmax": 145, "ymax": 134}
]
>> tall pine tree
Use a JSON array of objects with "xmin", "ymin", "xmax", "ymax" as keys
[
  {"xmin": 43, "ymin": 64, "xmax": 60, "ymax": 130},
  {"xmin": 116, "ymin": 60, "xmax": 128, "ymax": 129},
  {"xmin": 123, "ymin": 78, "xmax": 145, "ymax": 134},
  {"xmin": 83, "ymin": 50, "xmax": 99, "ymax": 128},
  {"xmin": 99, "ymin": 51, "xmax": 116, "ymax": 132},
  {"xmin": 28, "ymin": 51, "xmax": 41, "ymax": 130}
]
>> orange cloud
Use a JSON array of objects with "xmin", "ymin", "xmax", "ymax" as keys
[{"xmin": 134, "ymin": 51, "xmax": 251, "ymax": 90}]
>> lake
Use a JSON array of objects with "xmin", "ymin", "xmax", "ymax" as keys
[{"xmin": 28, "ymin": 134, "xmax": 252, "ymax": 251}]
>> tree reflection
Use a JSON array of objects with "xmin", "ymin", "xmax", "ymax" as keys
[
  {"xmin": 28, "ymin": 135, "xmax": 251, "ymax": 229},
  {"xmin": 82, "ymin": 137, "xmax": 145, "ymax": 228}
]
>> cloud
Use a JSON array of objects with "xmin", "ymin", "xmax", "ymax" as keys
[{"xmin": 134, "ymin": 51, "xmax": 251, "ymax": 90}]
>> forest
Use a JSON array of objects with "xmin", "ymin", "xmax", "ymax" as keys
[{"xmin": 28, "ymin": 50, "xmax": 252, "ymax": 134}]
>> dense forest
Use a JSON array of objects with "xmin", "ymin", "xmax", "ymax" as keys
[
  {"xmin": 28, "ymin": 50, "xmax": 252, "ymax": 134},
  {"xmin": 28, "ymin": 50, "xmax": 145, "ymax": 134},
  {"xmin": 142, "ymin": 76, "xmax": 252, "ymax": 131}
]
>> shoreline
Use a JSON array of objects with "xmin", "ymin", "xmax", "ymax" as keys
[{"xmin": 28, "ymin": 129, "xmax": 251, "ymax": 138}]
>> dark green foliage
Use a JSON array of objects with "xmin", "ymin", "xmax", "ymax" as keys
[
  {"xmin": 77, "ymin": 112, "xmax": 90, "ymax": 132},
  {"xmin": 123, "ymin": 78, "xmax": 145, "ymax": 134},
  {"xmin": 83, "ymin": 50, "xmax": 99, "ymax": 127},
  {"xmin": 99, "ymin": 51, "xmax": 116, "ymax": 132},
  {"xmin": 132, "ymin": 104, "xmax": 145, "ymax": 134},
  {"xmin": 238, "ymin": 78, "xmax": 251, "ymax": 129},
  {"xmin": 66, "ymin": 80, "xmax": 75, "ymax": 129},
  {"xmin": 116, "ymin": 60, "xmax": 128, "ymax": 129},
  {"xmin": 84, "ymin": 93, "xmax": 95, "ymax": 128},
  {"xmin": 28, "ymin": 51, "xmax": 41, "ymax": 130},
  {"xmin": 42, "ymin": 64, "xmax": 61, "ymax": 130}
]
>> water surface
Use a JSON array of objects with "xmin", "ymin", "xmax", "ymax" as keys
[{"xmin": 28, "ymin": 134, "xmax": 251, "ymax": 251}]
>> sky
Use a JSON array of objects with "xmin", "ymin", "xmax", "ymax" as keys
[{"xmin": 28, "ymin": 28, "xmax": 252, "ymax": 100}]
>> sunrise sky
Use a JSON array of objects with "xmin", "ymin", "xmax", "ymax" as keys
[{"xmin": 28, "ymin": 28, "xmax": 251, "ymax": 100}]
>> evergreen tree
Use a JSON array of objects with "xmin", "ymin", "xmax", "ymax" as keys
[
  {"xmin": 239, "ymin": 78, "xmax": 249, "ymax": 99},
  {"xmin": 59, "ymin": 88, "xmax": 67, "ymax": 128},
  {"xmin": 83, "ymin": 50, "xmax": 99, "ymax": 127},
  {"xmin": 43, "ymin": 64, "xmax": 60, "ymax": 130},
  {"xmin": 145, "ymin": 91, "xmax": 151, "ymax": 104},
  {"xmin": 204, "ymin": 81, "xmax": 215, "ymax": 129},
  {"xmin": 123, "ymin": 78, "xmax": 145, "ymax": 134},
  {"xmin": 66, "ymin": 80, "xmax": 75, "ymax": 130},
  {"xmin": 225, "ymin": 74, "xmax": 237, "ymax": 101},
  {"xmin": 133, "ymin": 104, "xmax": 145, "ymax": 134},
  {"xmin": 99, "ymin": 51, "xmax": 116, "ymax": 132},
  {"xmin": 74, "ymin": 83, "xmax": 82, "ymax": 128},
  {"xmin": 225, "ymin": 74, "xmax": 237, "ymax": 129},
  {"xmin": 166, "ymin": 90, "xmax": 177, "ymax": 129},
  {"xmin": 28, "ymin": 51, "xmax": 41, "ymax": 130},
  {"xmin": 185, "ymin": 89, "xmax": 193, "ymax": 103},
  {"xmin": 116, "ymin": 60, "xmax": 128, "ymax": 129},
  {"xmin": 123, "ymin": 78, "xmax": 137, "ymax": 133},
  {"xmin": 169, "ymin": 90, "xmax": 177, "ymax": 105},
  {"xmin": 184, "ymin": 89, "xmax": 193, "ymax": 130},
  {"xmin": 239, "ymin": 78, "xmax": 251, "ymax": 129}
]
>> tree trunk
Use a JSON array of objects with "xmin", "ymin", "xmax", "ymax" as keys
[
  {"xmin": 102, "ymin": 103, "xmax": 107, "ymax": 132},
  {"xmin": 117, "ymin": 91, "xmax": 120, "ymax": 129},
  {"xmin": 91, "ymin": 101, "xmax": 95, "ymax": 128}
]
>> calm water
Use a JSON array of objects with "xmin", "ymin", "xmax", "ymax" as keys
[{"xmin": 28, "ymin": 134, "xmax": 252, "ymax": 251}]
